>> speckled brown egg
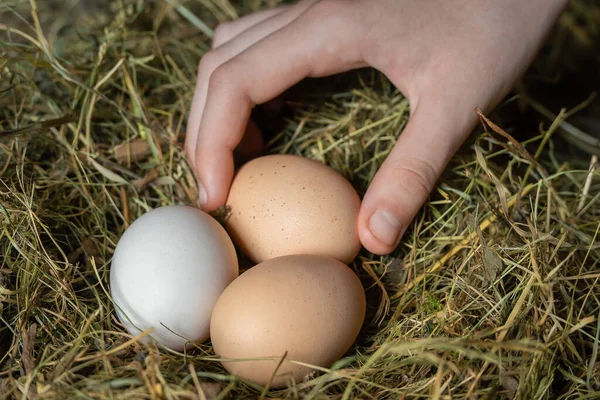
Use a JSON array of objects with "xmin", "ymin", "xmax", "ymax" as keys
[
  {"xmin": 225, "ymin": 154, "xmax": 361, "ymax": 264},
  {"xmin": 209, "ymin": 254, "xmax": 366, "ymax": 387}
]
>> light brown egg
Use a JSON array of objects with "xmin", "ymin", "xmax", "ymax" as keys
[
  {"xmin": 225, "ymin": 154, "xmax": 361, "ymax": 264},
  {"xmin": 209, "ymin": 254, "xmax": 366, "ymax": 387}
]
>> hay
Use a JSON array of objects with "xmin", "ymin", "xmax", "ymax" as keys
[{"xmin": 1, "ymin": 0, "xmax": 599, "ymax": 398}]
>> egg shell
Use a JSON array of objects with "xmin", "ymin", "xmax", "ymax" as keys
[
  {"xmin": 109, "ymin": 205, "xmax": 238, "ymax": 351},
  {"xmin": 209, "ymin": 254, "xmax": 366, "ymax": 387},
  {"xmin": 225, "ymin": 154, "xmax": 361, "ymax": 264}
]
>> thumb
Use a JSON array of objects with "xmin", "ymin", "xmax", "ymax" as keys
[{"xmin": 358, "ymin": 101, "xmax": 472, "ymax": 255}]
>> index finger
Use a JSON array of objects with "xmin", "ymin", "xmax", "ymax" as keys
[{"xmin": 194, "ymin": 6, "xmax": 366, "ymax": 211}]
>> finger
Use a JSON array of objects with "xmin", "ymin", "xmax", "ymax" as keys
[
  {"xmin": 212, "ymin": 7, "xmax": 288, "ymax": 48},
  {"xmin": 185, "ymin": 0, "xmax": 317, "ymax": 173},
  {"xmin": 357, "ymin": 99, "xmax": 472, "ymax": 255},
  {"xmin": 213, "ymin": 8, "xmax": 289, "ymax": 160},
  {"xmin": 195, "ymin": 3, "xmax": 369, "ymax": 211}
]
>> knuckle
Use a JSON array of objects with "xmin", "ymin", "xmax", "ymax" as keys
[
  {"xmin": 197, "ymin": 50, "xmax": 222, "ymax": 75},
  {"xmin": 207, "ymin": 60, "xmax": 237, "ymax": 91},
  {"xmin": 212, "ymin": 22, "xmax": 232, "ymax": 48},
  {"xmin": 391, "ymin": 158, "xmax": 438, "ymax": 199},
  {"xmin": 300, "ymin": 0, "xmax": 363, "ymax": 53}
]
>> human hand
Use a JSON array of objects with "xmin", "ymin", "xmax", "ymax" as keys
[{"xmin": 185, "ymin": 0, "xmax": 568, "ymax": 255}]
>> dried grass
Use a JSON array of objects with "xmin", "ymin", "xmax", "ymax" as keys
[{"xmin": 1, "ymin": 0, "xmax": 599, "ymax": 399}]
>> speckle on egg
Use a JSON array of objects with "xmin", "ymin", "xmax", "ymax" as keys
[
  {"xmin": 224, "ymin": 154, "xmax": 361, "ymax": 264},
  {"xmin": 209, "ymin": 255, "xmax": 365, "ymax": 387}
]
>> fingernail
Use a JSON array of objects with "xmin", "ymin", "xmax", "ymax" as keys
[
  {"xmin": 369, "ymin": 209, "xmax": 403, "ymax": 247},
  {"xmin": 197, "ymin": 180, "xmax": 208, "ymax": 207}
]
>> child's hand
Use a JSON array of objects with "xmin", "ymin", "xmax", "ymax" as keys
[{"xmin": 185, "ymin": 0, "xmax": 567, "ymax": 255}]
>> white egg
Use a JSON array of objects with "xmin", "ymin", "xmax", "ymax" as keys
[{"xmin": 109, "ymin": 205, "xmax": 238, "ymax": 350}]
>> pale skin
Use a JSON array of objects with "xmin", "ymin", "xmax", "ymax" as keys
[{"xmin": 185, "ymin": 0, "xmax": 569, "ymax": 255}]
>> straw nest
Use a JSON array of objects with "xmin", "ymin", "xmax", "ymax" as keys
[{"xmin": 1, "ymin": 0, "xmax": 599, "ymax": 398}]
